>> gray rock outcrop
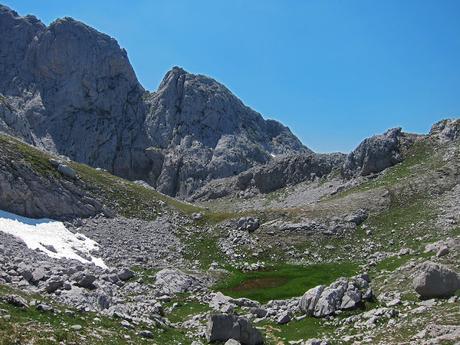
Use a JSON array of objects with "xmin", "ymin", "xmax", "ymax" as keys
[
  {"xmin": 429, "ymin": 118, "xmax": 460, "ymax": 143},
  {"xmin": 205, "ymin": 313, "xmax": 264, "ymax": 345},
  {"xmin": 299, "ymin": 274, "xmax": 370, "ymax": 317},
  {"xmin": 413, "ymin": 261, "xmax": 460, "ymax": 298},
  {"xmin": 154, "ymin": 269, "xmax": 204, "ymax": 295},
  {"xmin": 342, "ymin": 127, "xmax": 418, "ymax": 177},
  {"xmin": 192, "ymin": 152, "xmax": 346, "ymax": 200}
]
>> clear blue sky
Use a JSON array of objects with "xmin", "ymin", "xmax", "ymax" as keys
[{"xmin": 4, "ymin": 0, "xmax": 460, "ymax": 152}]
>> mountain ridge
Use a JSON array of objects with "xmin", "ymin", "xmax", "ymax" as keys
[{"xmin": 0, "ymin": 3, "xmax": 311, "ymax": 198}]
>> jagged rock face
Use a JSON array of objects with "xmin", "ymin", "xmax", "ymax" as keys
[
  {"xmin": 0, "ymin": 5, "xmax": 150, "ymax": 183},
  {"xmin": 23, "ymin": 16, "xmax": 149, "ymax": 181},
  {"xmin": 144, "ymin": 67, "xmax": 308, "ymax": 196},
  {"xmin": 430, "ymin": 118, "xmax": 460, "ymax": 143},
  {"xmin": 248, "ymin": 152, "xmax": 345, "ymax": 193},
  {"xmin": 192, "ymin": 152, "xmax": 346, "ymax": 200},
  {"xmin": 342, "ymin": 127, "xmax": 414, "ymax": 177},
  {"xmin": 0, "ymin": 5, "xmax": 308, "ymax": 198},
  {"xmin": 0, "ymin": 6, "xmax": 45, "ymax": 94}
]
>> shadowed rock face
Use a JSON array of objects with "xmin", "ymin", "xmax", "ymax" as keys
[{"xmin": 0, "ymin": 5, "xmax": 308, "ymax": 198}]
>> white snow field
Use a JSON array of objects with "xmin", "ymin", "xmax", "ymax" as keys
[{"xmin": 0, "ymin": 210, "xmax": 107, "ymax": 269}]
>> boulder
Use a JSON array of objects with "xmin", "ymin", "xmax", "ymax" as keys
[
  {"xmin": 154, "ymin": 269, "xmax": 203, "ymax": 294},
  {"xmin": 276, "ymin": 311, "xmax": 291, "ymax": 324},
  {"xmin": 299, "ymin": 285, "xmax": 324, "ymax": 315},
  {"xmin": 31, "ymin": 268, "xmax": 47, "ymax": 284},
  {"xmin": 138, "ymin": 330, "xmax": 153, "ymax": 338},
  {"xmin": 3, "ymin": 295, "xmax": 28, "ymax": 308},
  {"xmin": 300, "ymin": 276, "xmax": 368, "ymax": 317},
  {"xmin": 237, "ymin": 217, "xmax": 260, "ymax": 232},
  {"xmin": 314, "ymin": 286, "xmax": 345, "ymax": 317},
  {"xmin": 74, "ymin": 272, "xmax": 97, "ymax": 289},
  {"xmin": 250, "ymin": 307, "xmax": 268, "ymax": 318},
  {"xmin": 436, "ymin": 246, "xmax": 449, "ymax": 258},
  {"xmin": 340, "ymin": 289, "xmax": 362, "ymax": 310},
  {"xmin": 117, "ymin": 268, "xmax": 134, "ymax": 281},
  {"xmin": 17, "ymin": 264, "xmax": 33, "ymax": 283},
  {"xmin": 45, "ymin": 278, "xmax": 64, "ymax": 293},
  {"xmin": 206, "ymin": 314, "xmax": 264, "ymax": 345},
  {"xmin": 57, "ymin": 164, "xmax": 77, "ymax": 179},
  {"xmin": 413, "ymin": 261, "xmax": 460, "ymax": 298}
]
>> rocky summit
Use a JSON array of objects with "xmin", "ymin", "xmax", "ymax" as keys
[
  {"xmin": 0, "ymin": 4, "xmax": 459, "ymax": 345},
  {"xmin": 0, "ymin": 4, "xmax": 307, "ymax": 199}
]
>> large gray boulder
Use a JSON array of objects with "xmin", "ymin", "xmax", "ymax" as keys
[
  {"xmin": 299, "ymin": 285, "xmax": 325, "ymax": 315},
  {"xmin": 205, "ymin": 314, "xmax": 264, "ymax": 345},
  {"xmin": 313, "ymin": 283, "xmax": 346, "ymax": 317},
  {"xmin": 154, "ymin": 269, "xmax": 203, "ymax": 295},
  {"xmin": 299, "ymin": 276, "xmax": 369, "ymax": 317},
  {"xmin": 413, "ymin": 261, "xmax": 460, "ymax": 298}
]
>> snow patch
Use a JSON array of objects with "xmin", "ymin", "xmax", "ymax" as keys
[{"xmin": 0, "ymin": 210, "xmax": 107, "ymax": 269}]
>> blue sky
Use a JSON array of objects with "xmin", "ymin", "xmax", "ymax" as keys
[{"xmin": 4, "ymin": 0, "xmax": 460, "ymax": 152}]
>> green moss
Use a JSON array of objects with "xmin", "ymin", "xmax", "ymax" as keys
[{"xmin": 214, "ymin": 263, "xmax": 358, "ymax": 303}]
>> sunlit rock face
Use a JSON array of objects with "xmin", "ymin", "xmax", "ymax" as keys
[{"xmin": 0, "ymin": 5, "xmax": 308, "ymax": 198}]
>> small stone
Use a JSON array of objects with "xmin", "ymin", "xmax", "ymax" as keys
[
  {"xmin": 118, "ymin": 268, "xmax": 134, "ymax": 281},
  {"xmin": 70, "ymin": 325, "xmax": 82, "ymax": 331},
  {"xmin": 436, "ymin": 246, "xmax": 449, "ymax": 258},
  {"xmin": 276, "ymin": 311, "xmax": 291, "ymax": 324},
  {"xmin": 36, "ymin": 304, "xmax": 54, "ymax": 312},
  {"xmin": 139, "ymin": 330, "xmax": 153, "ymax": 338},
  {"xmin": 121, "ymin": 320, "xmax": 132, "ymax": 328}
]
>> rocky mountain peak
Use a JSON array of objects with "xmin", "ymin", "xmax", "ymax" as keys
[
  {"xmin": 0, "ymin": 5, "xmax": 308, "ymax": 198},
  {"xmin": 0, "ymin": 4, "xmax": 45, "ymax": 94}
]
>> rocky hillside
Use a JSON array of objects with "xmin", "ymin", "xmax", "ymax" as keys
[
  {"xmin": 0, "ymin": 3, "xmax": 460, "ymax": 345},
  {"xmin": 0, "ymin": 113, "xmax": 459, "ymax": 344},
  {"xmin": 192, "ymin": 125, "xmax": 421, "ymax": 201},
  {"xmin": 0, "ymin": 4, "xmax": 308, "ymax": 199}
]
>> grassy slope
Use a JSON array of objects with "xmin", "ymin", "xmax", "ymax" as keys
[{"xmin": 0, "ymin": 134, "xmax": 238, "ymax": 223}]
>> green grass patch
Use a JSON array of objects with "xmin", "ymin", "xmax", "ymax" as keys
[
  {"xmin": 0, "ymin": 135, "xmax": 59, "ymax": 177},
  {"xmin": 214, "ymin": 263, "xmax": 358, "ymax": 303},
  {"xmin": 181, "ymin": 230, "xmax": 227, "ymax": 269},
  {"xmin": 262, "ymin": 317, "xmax": 331, "ymax": 344},
  {"xmin": 165, "ymin": 296, "xmax": 210, "ymax": 323}
]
